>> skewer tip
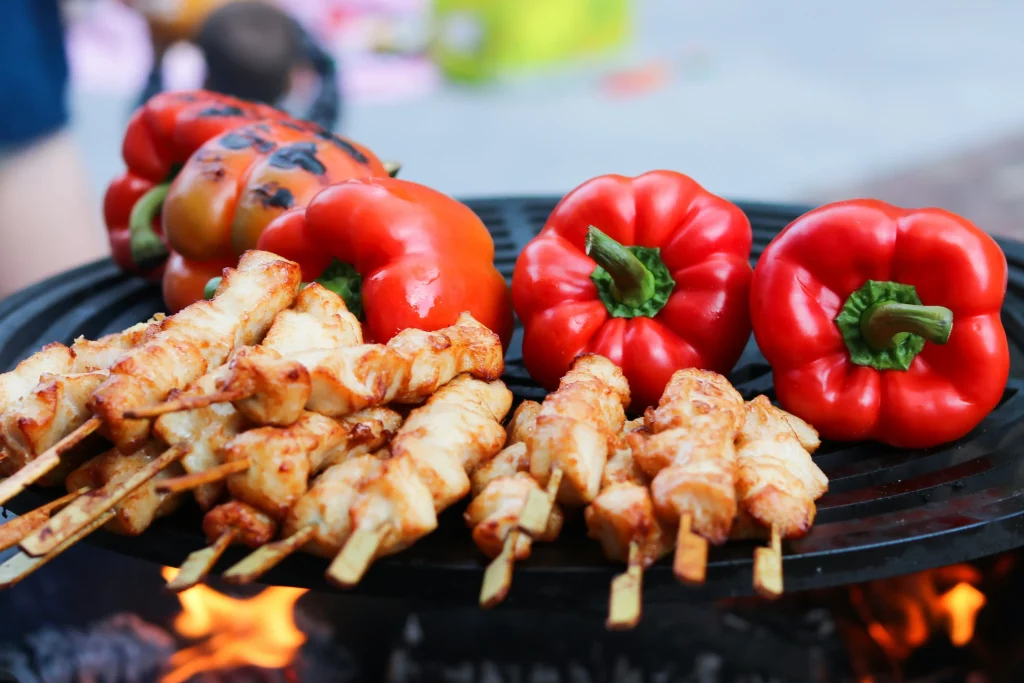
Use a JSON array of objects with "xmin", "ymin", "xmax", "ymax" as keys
[
  {"xmin": 673, "ymin": 514, "xmax": 708, "ymax": 585},
  {"xmin": 326, "ymin": 524, "xmax": 386, "ymax": 589},
  {"xmin": 753, "ymin": 525, "xmax": 784, "ymax": 599},
  {"xmin": 606, "ymin": 542, "xmax": 643, "ymax": 631},
  {"xmin": 479, "ymin": 531, "xmax": 518, "ymax": 609}
]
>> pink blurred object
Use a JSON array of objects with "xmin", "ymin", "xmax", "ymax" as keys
[
  {"xmin": 601, "ymin": 59, "xmax": 671, "ymax": 99},
  {"xmin": 66, "ymin": 0, "xmax": 438, "ymax": 104}
]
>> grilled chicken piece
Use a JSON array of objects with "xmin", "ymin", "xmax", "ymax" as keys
[
  {"xmin": 0, "ymin": 372, "xmax": 107, "ymax": 475},
  {"xmin": 466, "ymin": 474, "xmax": 564, "ymax": 558},
  {"xmin": 153, "ymin": 367, "xmax": 246, "ymax": 510},
  {"xmin": 89, "ymin": 250, "xmax": 302, "ymax": 452},
  {"xmin": 68, "ymin": 318, "xmax": 164, "ymax": 373},
  {"xmin": 284, "ymin": 452, "xmax": 391, "ymax": 558},
  {"xmin": 223, "ymin": 411, "xmax": 350, "ymax": 519},
  {"xmin": 628, "ymin": 369, "xmax": 745, "ymax": 545},
  {"xmin": 219, "ymin": 283, "xmax": 363, "ymax": 426},
  {"xmin": 386, "ymin": 375, "xmax": 511, "ymax": 512},
  {"xmin": 528, "ymin": 354, "xmax": 630, "ymax": 506},
  {"xmin": 214, "ymin": 310, "xmax": 504, "ymax": 426},
  {"xmin": 316, "ymin": 407, "xmax": 403, "ymax": 472},
  {"xmin": 469, "ymin": 401, "xmax": 541, "ymax": 496},
  {"xmin": 65, "ymin": 441, "xmax": 185, "ymax": 536},
  {"xmin": 734, "ymin": 396, "xmax": 828, "ymax": 539},
  {"xmin": 465, "ymin": 400, "xmax": 564, "ymax": 560},
  {"xmin": 203, "ymin": 501, "xmax": 278, "ymax": 548},
  {"xmin": 585, "ymin": 417, "xmax": 672, "ymax": 566},
  {"xmin": 386, "ymin": 312, "xmax": 505, "ymax": 403},
  {"xmin": 0, "ymin": 344, "xmax": 75, "ymax": 416},
  {"xmin": 0, "ymin": 318, "xmax": 164, "ymax": 475},
  {"xmin": 587, "ymin": 437, "xmax": 669, "ymax": 564},
  {"xmin": 348, "ymin": 376, "xmax": 513, "ymax": 560}
]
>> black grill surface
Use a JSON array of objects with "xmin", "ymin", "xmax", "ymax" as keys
[{"xmin": 2, "ymin": 197, "xmax": 1024, "ymax": 607}]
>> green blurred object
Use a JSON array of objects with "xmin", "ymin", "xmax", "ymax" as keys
[{"xmin": 431, "ymin": 0, "xmax": 631, "ymax": 84}]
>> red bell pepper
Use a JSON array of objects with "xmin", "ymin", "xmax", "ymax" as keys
[
  {"xmin": 106, "ymin": 90, "xmax": 298, "ymax": 276},
  {"xmin": 103, "ymin": 172, "xmax": 167, "ymax": 280},
  {"xmin": 256, "ymin": 177, "xmax": 514, "ymax": 347},
  {"xmin": 750, "ymin": 199, "xmax": 1010, "ymax": 448},
  {"xmin": 511, "ymin": 170, "xmax": 754, "ymax": 410}
]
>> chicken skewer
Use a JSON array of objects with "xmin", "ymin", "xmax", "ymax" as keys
[
  {"xmin": 466, "ymin": 401, "xmax": 565, "ymax": 608},
  {"xmin": 14, "ymin": 252, "xmax": 303, "ymax": 556},
  {"xmin": 218, "ymin": 404, "xmax": 406, "ymax": 585},
  {"xmin": 165, "ymin": 406, "xmax": 401, "ymax": 591},
  {"xmin": 0, "ymin": 317, "xmax": 164, "ymax": 503},
  {"xmin": 626, "ymin": 368, "xmax": 745, "ymax": 585},
  {"xmin": 585, "ymin": 418, "xmax": 673, "ymax": 629},
  {"xmin": 0, "ymin": 315, "xmax": 164, "ymax": 420},
  {"xmin": 129, "ymin": 311, "xmax": 504, "ymax": 426},
  {"xmin": 517, "ymin": 354, "xmax": 630, "ymax": 538},
  {"xmin": 298, "ymin": 375, "xmax": 512, "ymax": 588},
  {"xmin": 153, "ymin": 283, "xmax": 363, "ymax": 502},
  {"xmin": 0, "ymin": 435, "xmax": 195, "ymax": 587},
  {"xmin": 0, "ymin": 251, "xmax": 301, "ymax": 509},
  {"xmin": 734, "ymin": 395, "xmax": 827, "ymax": 598}
]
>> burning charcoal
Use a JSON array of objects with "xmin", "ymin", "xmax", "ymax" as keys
[{"xmin": 0, "ymin": 613, "xmax": 173, "ymax": 683}]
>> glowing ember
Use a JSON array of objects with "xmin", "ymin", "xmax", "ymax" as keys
[
  {"xmin": 938, "ymin": 582, "xmax": 986, "ymax": 647},
  {"xmin": 159, "ymin": 566, "xmax": 308, "ymax": 683}
]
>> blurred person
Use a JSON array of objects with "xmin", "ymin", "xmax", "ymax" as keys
[
  {"xmin": 130, "ymin": 0, "xmax": 341, "ymax": 130},
  {"xmin": 0, "ymin": 0, "xmax": 108, "ymax": 297}
]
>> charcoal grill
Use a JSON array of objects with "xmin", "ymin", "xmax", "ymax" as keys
[{"xmin": 3, "ymin": 197, "xmax": 1024, "ymax": 609}]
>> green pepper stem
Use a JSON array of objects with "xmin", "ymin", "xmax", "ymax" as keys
[
  {"xmin": 128, "ymin": 182, "xmax": 170, "ymax": 268},
  {"xmin": 585, "ymin": 226, "xmax": 655, "ymax": 308},
  {"xmin": 860, "ymin": 302, "xmax": 953, "ymax": 350},
  {"xmin": 203, "ymin": 277, "xmax": 222, "ymax": 300}
]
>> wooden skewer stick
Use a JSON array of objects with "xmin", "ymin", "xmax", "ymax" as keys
[
  {"xmin": 383, "ymin": 161, "xmax": 402, "ymax": 177},
  {"xmin": 0, "ymin": 488, "xmax": 90, "ymax": 553},
  {"xmin": 166, "ymin": 529, "xmax": 238, "ymax": 592},
  {"xmin": 480, "ymin": 530, "xmax": 519, "ymax": 609},
  {"xmin": 19, "ymin": 443, "xmax": 190, "ymax": 557},
  {"xmin": 0, "ymin": 509, "xmax": 116, "ymax": 589},
  {"xmin": 752, "ymin": 524, "xmax": 783, "ymax": 599},
  {"xmin": 156, "ymin": 459, "xmax": 251, "ymax": 494},
  {"xmin": 222, "ymin": 525, "xmax": 316, "ymax": 585},
  {"xmin": 673, "ymin": 513, "xmax": 708, "ymax": 585},
  {"xmin": 0, "ymin": 417, "xmax": 102, "ymax": 507},
  {"xmin": 517, "ymin": 467, "xmax": 563, "ymax": 536},
  {"xmin": 606, "ymin": 541, "xmax": 643, "ymax": 630},
  {"xmin": 123, "ymin": 390, "xmax": 248, "ymax": 419},
  {"xmin": 326, "ymin": 522, "xmax": 390, "ymax": 588}
]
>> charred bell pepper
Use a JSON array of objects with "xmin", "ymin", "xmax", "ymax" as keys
[
  {"xmin": 106, "ymin": 90, "xmax": 296, "ymax": 275},
  {"xmin": 256, "ymin": 177, "xmax": 514, "ymax": 347},
  {"xmin": 511, "ymin": 170, "xmax": 754, "ymax": 410},
  {"xmin": 160, "ymin": 119, "xmax": 387, "ymax": 263},
  {"xmin": 750, "ymin": 199, "xmax": 1010, "ymax": 449}
]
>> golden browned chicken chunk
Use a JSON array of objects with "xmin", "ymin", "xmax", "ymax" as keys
[
  {"xmin": 527, "ymin": 354, "xmax": 630, "ymax": 508},
  {"xmin": 628, "ymin": 369, "xmax": 744, "ymax": 545},
  {"xmin": 735, "ymin": 396, "xmax": 828, "ymax": 539},
  {"xmin": 64, "ymin": 441, "xmax": 186, "ymax": 536},
  {"xmin": 89, "ymin": 250, "xmax": 302, "ymax": 452}
]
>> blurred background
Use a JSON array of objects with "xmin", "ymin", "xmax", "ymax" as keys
[{"xmin": 3, "ymin": 0, "xmax": 1024, "ymax": 293}]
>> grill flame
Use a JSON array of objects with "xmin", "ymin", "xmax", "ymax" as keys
[{"xmin": 159, "ymin": 566, "xmax": 308, "ymax": 683}]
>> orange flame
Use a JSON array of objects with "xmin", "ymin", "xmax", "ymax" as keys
[
  {"xmin": 937, "ymin": 582, "xmax": 986, "ymax": 647},
  {"xmin": 854, "ymin": 565, "xmax": 988, "ymax": 669},
  {"xmin": 159, "ymin": 566, "xmax": 308, "ymax": 683}
]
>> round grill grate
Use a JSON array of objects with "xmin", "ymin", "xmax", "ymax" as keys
[{"xmin": 3, "ymin": 197, "xmax": 1024, "ymax": 607}]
